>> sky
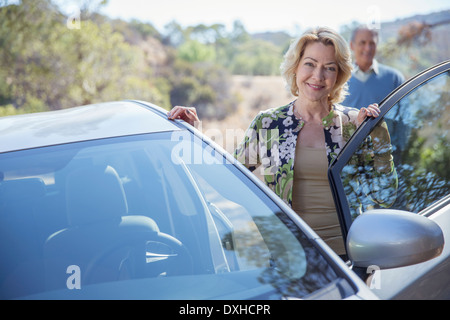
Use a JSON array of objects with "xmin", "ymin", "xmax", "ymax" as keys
[{"xmin": 91, "ymin": 0, "xmax": 450, "ymax": 34}]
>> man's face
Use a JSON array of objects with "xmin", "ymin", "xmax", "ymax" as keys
[{"xmin": 350, "ymin": 29, "xmax": 377, "ymax": 71}]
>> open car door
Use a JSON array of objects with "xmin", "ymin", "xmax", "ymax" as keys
[{"xmin": 329, "ymin": 60, "xmax": 450, "ymax": 299}]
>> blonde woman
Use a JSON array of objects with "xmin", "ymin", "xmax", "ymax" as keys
[{"xmin": 168, "ymin": 27, "xmax": 388, "ymax": 256}]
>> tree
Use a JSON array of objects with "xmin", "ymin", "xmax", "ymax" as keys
[
  {"xmin": 177, "ymin": 40, "xmax": 216, "ymax": 63},
  {"xmin": 167, "ymin": 59, "xmax": 237, "ymax": 120},
  {"xmin": 397, "ymin": 19, "xmax": 450, "ymax": 46},
  {"xmin": 230, "ymin": 40, "xmax": 283, "ymax": 76},
  {"xmin": 0, "ymin": 0, "xmax": 169, "ymax": 115}
]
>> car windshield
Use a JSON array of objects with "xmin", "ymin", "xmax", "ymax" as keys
[{"xmin": 0, "ymin": 131, "xmax": 342, "ymax": 300}]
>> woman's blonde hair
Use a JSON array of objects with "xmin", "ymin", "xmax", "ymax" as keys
[{"xmin": 281, "ymin": 26, "xmax": 353, "ymax": 104}]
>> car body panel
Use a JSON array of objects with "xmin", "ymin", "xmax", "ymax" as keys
[{"xmin": 371, "ymin": 200, "xmax": 450, "ymax": 299}]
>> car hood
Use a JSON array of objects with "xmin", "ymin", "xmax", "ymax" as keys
[{"xmin": 0, "ymin": 101, "xmax": 181, "ymax": 153}]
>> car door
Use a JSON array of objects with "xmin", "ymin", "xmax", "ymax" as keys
[{"xmin": 329, "ymin": 60, "xmax": 450, "ymax": 299}]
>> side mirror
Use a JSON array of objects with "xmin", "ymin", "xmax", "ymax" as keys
[{"xmin": 347, "ymin": 209, "xmax": 444, "ymax": 269}]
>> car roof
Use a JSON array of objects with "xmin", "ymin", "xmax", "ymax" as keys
[{"xmin": 0, "ymin": 100, "xmax": 183, "ymax": 153}]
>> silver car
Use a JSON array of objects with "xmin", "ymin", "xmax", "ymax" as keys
[{"xmin": 0, "ymin": 61, "xmax": 448, "ymax": 300}]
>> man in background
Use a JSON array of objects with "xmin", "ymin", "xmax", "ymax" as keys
[{"xmin": 343, "ymin": 26, "xmax": 405, "ymax": 109}]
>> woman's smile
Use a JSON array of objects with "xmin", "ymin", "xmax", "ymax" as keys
[{"xmin": 306, "ymin": 83, "xmax": 325, "ymax": 90}]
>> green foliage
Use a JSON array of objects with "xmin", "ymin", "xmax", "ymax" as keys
[
  {"xmin": 177, "ymin": 40, "xmax": 216, "ymax": 63},
  {"xmin": 1, "ymin": 0, "xmax": 448, "ymax": 121},
  {"xmin": 167, "ymin": 60, "xmax": 236, "ymax": 120},
  {"xmin": 0, "ymin": 104, "xmax": 21, "ymax": 117},
  {"xmin": 0, "ymin": 1, "xmax": 290, "ymax": 118},
  {"xmin": 421, "ymin": 135, "xmax": 449, "ymax": 180},
  {"xmin": 229, "ymin": 40, "xmax": 284, "ymax": 76},
  {"xmin": 0, "ymin": 0, "xmax": 168, "ymax": 114},
  {"xmin": 129, "ymin": 19, "xmax": 160, "ymax": 40},
  {"xmin": 163, "ymin": 18, "xmax": 286, "ymax": 76}
]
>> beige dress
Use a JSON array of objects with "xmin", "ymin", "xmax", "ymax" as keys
[{"xmin": 291, "ymin": 145, "xmax": 346, "ymax": 255}]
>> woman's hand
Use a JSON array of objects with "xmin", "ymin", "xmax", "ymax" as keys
[
  {"xmin": 167, "ymin": 106, "xmax": 200, "ymax": 127},
  {"xmin": 357, "ymin": 103, "xmax": 380, "ymax": 126}
]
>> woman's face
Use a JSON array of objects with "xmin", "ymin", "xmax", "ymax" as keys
[{"xmin": 295, "ymin": 41, "xmax": 338, "ymax": 104}]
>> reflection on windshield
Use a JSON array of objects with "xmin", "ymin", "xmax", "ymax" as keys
[
  {"xmin": 255, "ymin": 213, "xmax": 339, "ymax": 298},
  {"xmin": 183, "ymin": 139, "xmax": 340, "ymax": 298}
]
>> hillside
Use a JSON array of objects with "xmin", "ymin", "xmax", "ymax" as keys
[{"xmin": 1, "ymin": 2, "xmax": 448, "ymax": 124}]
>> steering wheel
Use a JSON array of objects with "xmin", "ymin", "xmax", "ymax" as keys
[{"xmin": 83, "ymin": 231, "xmax": 193, "ymax": 284}]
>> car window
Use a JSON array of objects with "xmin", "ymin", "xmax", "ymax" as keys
[
  {"xmin": 340, "ymin": 70, "xmax": 449, "ymax": 220},
  {"xmin": 0, "ymin": 131, "xmax": 345, "ymax": 299}
]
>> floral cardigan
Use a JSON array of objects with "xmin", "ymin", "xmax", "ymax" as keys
[{"xmin": 234, "ymin": 100, "xmax": 397, "ymax": 208}]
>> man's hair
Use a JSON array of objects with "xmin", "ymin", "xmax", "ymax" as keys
[{"xmin": 350, "ymin": 26, "xmax": 379, "ymax": 43}]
